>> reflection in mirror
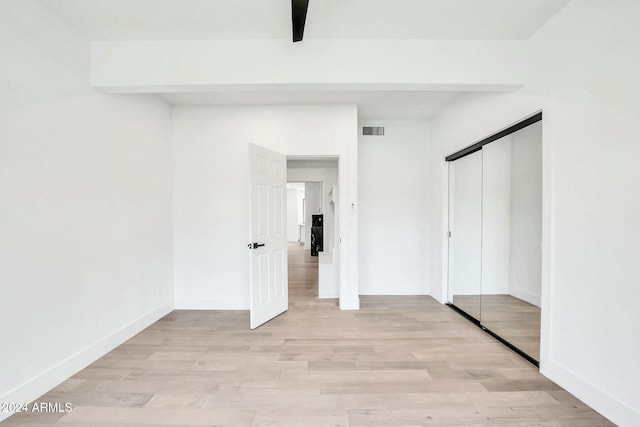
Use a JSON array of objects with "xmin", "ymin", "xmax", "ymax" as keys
[
  {"xmin": 480, "ymin": 121, "xmax": 542, "ymax": 361},
  {"xmin": 448, "ymin": 150, "xmax": 482, "ymax": 320}
]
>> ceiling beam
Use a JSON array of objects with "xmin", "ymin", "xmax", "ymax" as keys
[{"xmin": 91, "ymin": 39, "xmax": 528, "ymax": 93}]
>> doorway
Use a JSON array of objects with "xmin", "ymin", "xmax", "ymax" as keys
[
  {"xmin": 248, "ymin": 148, "xmax": 341, "ymax": 328},
  {"xmin": 286, "ymin": 158, "xmax": 339, "ymax": 305},
  {"xmin": 286, "ymin": 181, "xmax": 319, "ymax": 306}
]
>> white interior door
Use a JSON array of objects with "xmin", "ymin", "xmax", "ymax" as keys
[{"xmin": 249, "ymin": 144, "xmax": 288, "ymax": 329}]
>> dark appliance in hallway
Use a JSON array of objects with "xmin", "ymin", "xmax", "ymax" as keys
[{"xmin": 311, "ymin": 214, "xmax": 323, "ymax": 256}]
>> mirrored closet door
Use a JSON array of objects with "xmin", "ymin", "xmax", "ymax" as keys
[
  {"xmin": 447, "ymin": 114, "xmax": 542, "ymax": 365},
  {"xmin": 447, "ymin": 150, "xmax": 483, "ymax": 321}
]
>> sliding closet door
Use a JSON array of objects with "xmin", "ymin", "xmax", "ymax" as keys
[
  {"xmin": 446, "ymin": 113, "xmax": 542, "ymax": 366},
  {"xmin": 481, "ymin": 121, "xmax": 542, "ymax": 361},
  {"xmin": 448, "ymin": 150, "xmax": 483, "ymax": 320}
]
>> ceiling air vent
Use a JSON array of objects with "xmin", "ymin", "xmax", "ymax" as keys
[{"xmin": 362, "ymin": 126, "xmax": 384, "ymax": 136}]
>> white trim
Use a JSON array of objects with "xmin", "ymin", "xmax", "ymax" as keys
[
  {"xmin": 174, "ymin": 298, "xmax": 249, "ymax": 310},
  {"xmin": 510, "ymin": 287, "xmax": 541, "ymax": 307},
  {"xmin": 0, "ymin": 302, "xmax": 173, "ymax": 422},
  {"xmin": 359, "ymin": 288, "xmax": 430, "ymax": 296},
  {"xmin": 538, "ymin": 103, "xmax": 551, "ymax": 374},
  {"xmin": 439, "ymin": 160, "xmax": 450, "ymax": 304},
  {"xmin": 339, "ymin": 296, "xmax": 360, "ymax": 310},
  {"xmin": 544, "ymin": 360, "xmax": 640, "ymax": 427},
  {"xmin": 318, "ymin": 292, "xmax": 339, "ymax": 299}
]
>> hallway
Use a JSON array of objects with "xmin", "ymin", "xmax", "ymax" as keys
[
  {"xmin": 3, "ymin": 246, "xmax": 614, "ymax": 426},
  {"xmin": 288, "ymin": 242, "xmax": 319, "ymax": 303}
]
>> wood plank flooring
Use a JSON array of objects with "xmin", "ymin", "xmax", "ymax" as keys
[
  {"xmin": 452, "ymin": 295, "xmax": 542, "ymax": 361},
  {"xmin": 4, "ymin": 244, "xmax": 614, "ymax": 426},
  {"xmin": 479, "ymin": 295, "xmax": 541, "ymax": 361}
]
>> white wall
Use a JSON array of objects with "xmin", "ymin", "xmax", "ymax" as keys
[
  {"xmin": 286, "ymin": 188, "xmax": 299, "ymax": 242},
  {"xmin": 172, "ymin": 105, "xmax": 359, "ymax": 310},
  {"xmin": 481, "ymin": 137, "xmax": 512, "ymax": 295},
  {"xmin": 431, "ymin": 1, "xmax": 640, "ymax": 425},
  {"xmin": 509, "ymin": 123, "xmax": 542, "ymax": 306},
  {"xmin": 303, "ymin": 182, "xmax": 322, "ymax": 250},
  {"xmin": 359, "ymin": 121, "xmax": 430, "ymax": 295},
  {"xmin": 297, "ymin": 189, "xmax": 305, "ymax": 234},
  {"xmin": 0, "ymin": 1, "xmax": 173, "ymax": 420}
]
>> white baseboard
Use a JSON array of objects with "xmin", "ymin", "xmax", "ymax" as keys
[
  {"xmin": 0, "ymin": 302, "xmax": 173, "ymax": 422},
  {"xmin": 544, "ymin": 359, "xmax": 640, "ymax": 427},
  {"xmin": 510, "ymin": 287, "xmax": 541, "ymax": 307},
  {"xmin": 359, "ymin": 287, "xmax": 430, "ymax": 296},
  {"xmin": 174, "ymin": 298, "xmax": 249, "ymax": 310},
  {"xmin": 318, "ymin": 292, "xmax": 339, "ymax": 299},
  {"xmin": 339, "ymin": 296, "xmax": 360, "ymax": 310}
]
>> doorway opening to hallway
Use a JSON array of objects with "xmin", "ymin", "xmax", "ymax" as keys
[{"xmin": 286, "ymin": 157, "xmax": 339, "ymax": 308}]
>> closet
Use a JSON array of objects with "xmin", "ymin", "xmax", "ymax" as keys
[{"xmin": 447, "ymin": 113, "xmax": 542, "ymax": 365}]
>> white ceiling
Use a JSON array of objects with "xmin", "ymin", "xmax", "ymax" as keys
[
  {"xmin": 41, "ymin": 0, "xmax": 570, "ymax": 41},
  {"xmin": 36, "ymin": 0, "xmax": 569, "ymax": 119},
  {"xmin": 163, "ymin": 90, "xmax": 461, "ymax": 120}
]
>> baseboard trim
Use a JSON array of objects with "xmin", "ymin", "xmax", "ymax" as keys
[
  {"xmin": 359, "ymin": 289, "xmax": 431, "ymax": 296},
  {"xmin": 544, "ymin": 359, "xmax": 640, "ymax": 427},
  {"xmin": 339, "ymin": 296, "xmax": 360, "ymax": 310},
  {"xmin": 510, "ymin": 287, "xmax": 541, "ymax": 307},
  {"xmin": 0, "ymin": 301, "xmax": 173, "ymax": 422},
  {"xmin": 318, "ymin": 292, "xmax": 339, "ymax": 299},
  {"xmin": 174, "ymin": 298, "xmax": 249, "ymax": 310}
]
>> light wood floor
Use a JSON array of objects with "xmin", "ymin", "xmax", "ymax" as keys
[
  {"xmin": 479, "ymin": 295, "xmax": 541, "ymax": 361},
  {"xmin": 5, "ymin": 244, "xmax": 614, "ymax": 426},
  {"xmin": 452, "ymin": 295, "xmax": 541, "ymax": 361}
]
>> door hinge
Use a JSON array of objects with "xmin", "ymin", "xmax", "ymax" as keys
[{"xmin": 448, "ymin": 231, "xmax": 452, "ymax": 238}]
